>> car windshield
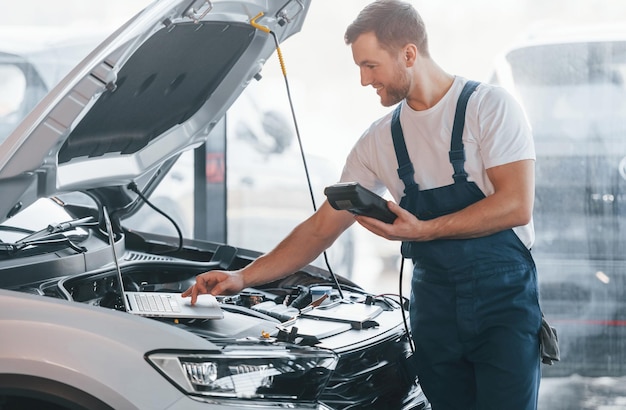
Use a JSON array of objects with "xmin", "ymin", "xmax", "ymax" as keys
[{"xmin": 505, "ymin": 41, "xmax": 626, "ymax": 141}]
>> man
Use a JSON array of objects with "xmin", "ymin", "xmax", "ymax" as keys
[{"xmin": 183, "ymin": 1, "xmax": 542, "ymax": 408}]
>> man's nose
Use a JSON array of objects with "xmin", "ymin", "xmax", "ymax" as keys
[{"xmin": 360, "ymin": 68, "xmax": 372, "ymax": 87}]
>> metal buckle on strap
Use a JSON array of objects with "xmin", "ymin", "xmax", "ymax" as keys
[
  {"xmin": 397, "ymin": 163, "xmax": 415, "ymax": 179},
  {"xmin": 449, "ymin": 150, "xmax": 465, "ymax": 163},
  {"xmin": 449, "ymin": 149, "xmax": 468, "ymax": 182},
  {"xmin": 452, "ymin": 172, "xmax": 468, "ymax": 182}
]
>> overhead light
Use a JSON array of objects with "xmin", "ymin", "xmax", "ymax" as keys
[{"xmin": 595, "ymin": 271, "xmax": 610, "ymax": 284}]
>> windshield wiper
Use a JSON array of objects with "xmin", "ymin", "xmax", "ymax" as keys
[
  {"xmin": 0, "ymin": 234, "xmax": 88, "ymax": 255},
  {"xmin": 15, "ymin": 216, "xmax": 97, "ymax": 244},
  {"xmin": 0, "ymin": 216, "xmax": 97, "ymax": 256}
]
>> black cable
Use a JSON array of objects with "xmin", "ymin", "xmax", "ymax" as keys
[
  {"xmin": 0, "ymin": 226, "xmax": 35, "ymax": 235},
  {"xmin": 127, "ymin": 181, "xmax": 184, "ymax": 253},
  {"xmin": 375, "ymin": 293, "xmax": 407, "ymax": 309},
  {"xmin": 269, "ymin": 31, "xmax": 345, "ymax": 300},
  {"xmin": 399, "ymin": 257, "xmax": 415, "ymax": 353}
]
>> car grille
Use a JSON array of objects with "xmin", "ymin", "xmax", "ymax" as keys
[{"xmin": 321, "ymin": 332, "xmax": 429, "ymax": 410}]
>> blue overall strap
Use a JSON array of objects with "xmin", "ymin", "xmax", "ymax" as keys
[
  {"xmin": 391, "ymin": 104, "xmax": 417, "ymax": 193},
  {"xmin": 450, "ymin": 80, "xmax": 480, "ymax": 183}
]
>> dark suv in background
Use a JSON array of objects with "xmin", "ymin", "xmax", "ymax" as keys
[{"xmin": 490, "ymin": 27, "xmax": 626, "ymax": 376}]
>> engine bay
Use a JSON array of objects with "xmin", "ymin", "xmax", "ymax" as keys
[
  {"xmin": 49, "ymin": 248, "xmax": 404, "ymax": 348},
  {"xmin": 0, "ymin": 213, "xmax": 427, "ymax": 409}
]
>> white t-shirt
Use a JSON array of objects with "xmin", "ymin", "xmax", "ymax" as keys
[{"xmin": 340, "ymin": 76, "xmax": 536, "ymax": 248}]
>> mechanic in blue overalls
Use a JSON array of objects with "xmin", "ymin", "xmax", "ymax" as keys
[{"xmin": 184, "ymin": 1, "xmax": 542, "ymax": 408}]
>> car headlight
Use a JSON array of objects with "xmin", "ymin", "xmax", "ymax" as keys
[{"xmin": 146, "ymin": 344, "xmax": 338, "ymax": 403}]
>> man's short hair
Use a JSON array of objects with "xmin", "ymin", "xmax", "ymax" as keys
[{"xmin": 344, "ymin": 0, "xmax": 429, "ymax": 57}]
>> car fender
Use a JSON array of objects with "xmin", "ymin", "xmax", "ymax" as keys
[{"xmin": 0, "ymin": 289, "xmax": 216, "ymax": 409}]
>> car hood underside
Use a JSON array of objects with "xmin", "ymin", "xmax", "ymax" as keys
[{"xmin": 0, "ymin": 0, "xmax": 308, "ymax": 224}]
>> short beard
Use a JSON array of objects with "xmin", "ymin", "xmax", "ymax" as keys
[{"xmin": 380, "ymin": 64, "xmax": 411, "ymax": 107}]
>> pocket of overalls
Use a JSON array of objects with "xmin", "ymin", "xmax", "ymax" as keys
[{"xmin": 415, "ymin": 182, "xmax": 485, "ymax": 221}]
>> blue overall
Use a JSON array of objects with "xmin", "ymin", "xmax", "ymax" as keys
[{"xmin": 391, "ymin": 81, "xmax": 542, "ymax": 410}]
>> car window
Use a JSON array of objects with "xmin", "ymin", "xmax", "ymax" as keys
[
  {"xmin": 501, "ymin": 42, "xmax": 626, "ymax": 141},
  {"xmin": 0, "ymin": 64, "xmax": 26, "ymax": 116},
  {"xmin": 0, "ymin": 59, "xmax": 47, "ymax": 143}
]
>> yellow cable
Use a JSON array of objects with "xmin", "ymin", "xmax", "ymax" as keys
[
  {"xmin": 250, "ymin": 12, "xmax": 270, "ymax": 33},
  {"xmin": 275, "ymin": 47, "xmax": 287, "ymax": 77},
  {"xmin": 250, "ymin": 12, "xmax": 287, "ymax": 77}
]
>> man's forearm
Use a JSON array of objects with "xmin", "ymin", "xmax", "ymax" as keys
[
  {"xmin": 423, "ymin": 190, "xmax": 532, "ymax": 241},
  {"xmin": 421, "ymin": 159, "xmax": 535, "ymax": 241},
  {"xmin": 239, "ymin": 202, "xmax": 355, "ymax": 288}
]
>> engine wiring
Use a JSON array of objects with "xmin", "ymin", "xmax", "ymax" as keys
[{"xmin": 127, "ymin": 181, "xmax": 184, "ymax": 253}]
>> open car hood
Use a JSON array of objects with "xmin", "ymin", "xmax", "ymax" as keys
[{"xmin": 0, "ymin": 0, "xmax": 309, "ymax": 224}]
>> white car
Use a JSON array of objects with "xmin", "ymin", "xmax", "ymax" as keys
[{"xmin": 0, "ymin": 1, "xmax": 427, "ymax": 409}]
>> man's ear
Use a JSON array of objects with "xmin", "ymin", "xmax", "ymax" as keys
[{"xmin": 404, "ymin": 44, "xmax": 418, "ymax": 66}]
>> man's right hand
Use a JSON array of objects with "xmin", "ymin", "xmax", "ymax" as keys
[{"xmin": 181, "ymin": 270, "xmax": 245, "ymax": 305}]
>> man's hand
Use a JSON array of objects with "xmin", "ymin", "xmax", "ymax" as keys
[
  {"xmin": 181, "ymin": 202, "xmax": 355, "ymax": 306},
  {"xmin": 182, "ymin": 270, "xmax": 245, "ymax": 305},
  {"xmin": 354, "ymin": 201, "xmax": 431, "ymax": 241}
]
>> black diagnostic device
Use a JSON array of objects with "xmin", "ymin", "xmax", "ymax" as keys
[{"xmin": 324, "ymin": 182, "xmax": 397, "ymax": 224}]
